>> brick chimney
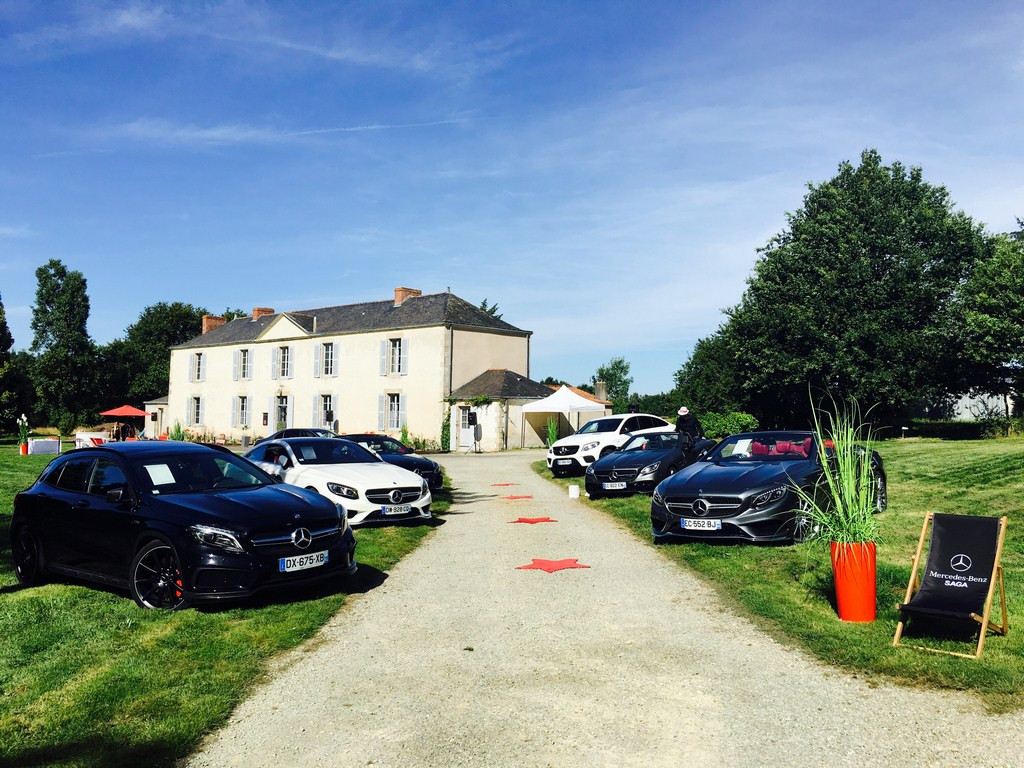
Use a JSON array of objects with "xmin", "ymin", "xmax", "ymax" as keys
[
  {"xmin": 201, "ymin": 314, "xmax": 227, "ymax": 334},
  {"xmin": 252, "ymin": 307, "xmax": 275, "ymax": 320},
  {"xmin": 394, "ymin": 287, "xmax": 422, "ymax": 307}
]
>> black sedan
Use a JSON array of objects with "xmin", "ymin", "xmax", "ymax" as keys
[
  {"xmin": 10, "ymin": 442, "xmax": 357, "ymax": 609},
  {"xmin": 341, "ymin": 433, "xmax": 444, "ymax": 490},
  {"xmin": 585, "ymin": 431, "xmax": 716, "ymax": 499},
  {"xmin": 650, "ymin": 430, "xmax": 887, "ymax": 544}
]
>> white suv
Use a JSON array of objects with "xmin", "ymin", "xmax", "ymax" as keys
[{"xmin": 546, "ymin": 414, "xmax": 671, "ymax": 476}]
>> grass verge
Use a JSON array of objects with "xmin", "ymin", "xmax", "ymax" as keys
[
  {"xmin": 534, "ymin": 437, "xmax": 1023, "ymax": 713},
  {"xmin": 0, "ymin": 447, "xmax": 451, "ymax": 767}
]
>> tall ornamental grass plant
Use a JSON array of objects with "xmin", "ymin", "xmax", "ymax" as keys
[{"xmin": 794, "ymin": 398, "xmax": 880, "ymax": 547}]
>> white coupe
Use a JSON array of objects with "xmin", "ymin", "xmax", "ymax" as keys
[{"xmin": 243, "ymin": 437, "xmax": 432, "ymax": 525}]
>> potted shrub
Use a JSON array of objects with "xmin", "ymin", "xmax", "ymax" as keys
[
  {"xmin": 17, "ymin": 414, "xmax": 29, "ymax": 455},
  {"xmin": 794, "ymin": 399, "xmax": 881, "ymax": 622}
]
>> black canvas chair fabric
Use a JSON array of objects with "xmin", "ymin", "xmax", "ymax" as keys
[{"xmin": 893, "ymin": 512, "xmax": 1008, "ymax": 659}]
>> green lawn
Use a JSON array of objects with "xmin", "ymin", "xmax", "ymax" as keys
[
  {"xmin": 535, "ymin": 437, "xmax": 1024, "ymax": 713},
  {"xmin": 0, "ymin": 447, "xmax": 451, "ymax": 768}
]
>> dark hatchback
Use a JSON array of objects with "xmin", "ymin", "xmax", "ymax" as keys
[
  {"xmin": 651, "ymin": 430, "xmax": 887, "ymax": 544},
  {"xmin": 585, "ymin": 431, "xmax": 717, "ymax": 499},
  {"xmin": 341, "ymin": 433, "xmax": 444, "ymax": 490},
  {"xmin": 9, "ymin": 442, "xmax": 357, "ymax": 609}
]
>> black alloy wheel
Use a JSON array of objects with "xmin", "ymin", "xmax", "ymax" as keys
[
  {"xmin": 130, "ymin": 540, "xmax": 191, "ymax": 610},
  {"xmin": 12, "ymin": 526, "xmax": 46, "ymax": 586},
  {"xmin": 874, "ymin": 471, "xmax": 888, "ymax": 513}
]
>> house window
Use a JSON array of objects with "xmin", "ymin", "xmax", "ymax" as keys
[
  {"xmin": 389, "ymin": 338, "xmax": 404, "ymax": 374},
  {"xmin": 192, "ymin": 352, "xmax": 204, "ymax": 382},
  {"xmin": 387, "ymin": 393, "xmax": 402, "ymax": 430},
  {"xmin": 239, "ymin": 349, "xmax": 250, "ymax": 380},
  {"xmin": 238, "ymin": 396, "xmax": 249, "ymax": 428},
  {"xmin": 279, "ymin": 346, "xmax": 291, "ymax": 378},
  {"xmin": 191, "ymin": 396, "xmax": 203, "ymax": 426},
  {"xmin": 276, "ymin": 396, "xmax": 289, "ymax": 429},
  {"xmin": 320, "ymin": 394, "xmax": 334, "ymax": 426},
  {"xmin": 322, "ymin": 343, "xmax": 335, "ymax": 377},
  {"xmin": 460, "ymin": 407, "xmax": 472, "ymax": 430}
]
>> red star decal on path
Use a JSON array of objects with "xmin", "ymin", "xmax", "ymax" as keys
[
  {"xmin": 491, "ymin": 483, "xmax": 518, "ymax": 487},
  {"xmin": 503, "ymin": 495, "xmax": 533, "ymax": 500},
  {"xmin": 516, "ymin": 558, "xmax": 591, "ymax": 573},
  {"xmin": 509, "ymin": 517, "xmax": 557, "ymax": 524}
]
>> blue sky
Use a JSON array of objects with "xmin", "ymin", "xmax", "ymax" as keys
[{"xmin": 2, "ymin": 1, "xmax": 1022, "ymax": 395}]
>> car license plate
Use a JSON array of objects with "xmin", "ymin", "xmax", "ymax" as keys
[
  {"xmin": 279, "ymin": 550, "xmax": 328, "ymax": 573},
  {"xmin": 556, "ymin": 459, "xmax": 572, "ymax": 466},
  {"xmin": 382, "ymin": 504, "xmax": 412, "ymax": 515},
  {"xmin": 683, "ymin": 519, "xmax": 722, "ymax": 531},
  {"xmin": 602, "ymin": 482, "xmax": 627, "ymax": 490}
]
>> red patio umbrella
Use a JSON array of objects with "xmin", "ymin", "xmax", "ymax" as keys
[{"xmin": 99, "ymin": 405, "xmax": 149, "ymax": 417}]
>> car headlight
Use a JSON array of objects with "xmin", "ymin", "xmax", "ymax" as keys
[
  {"xmin": 652, "ymin": 487, "xmax": 666, "ymax": 507},
  {"xmin": 639, "ymin": 461, "xmax": 661, "ymax": 476},
  {"xmin": 189, "ymin": 524, "xmax": 245, "ymax": 553},
  {"xmin": 335, "ymin": 502, "xmax": 349, "ymax": 532},
  {"xmin": 752, "ymin": 486, "xmax": 787, "ymax": 507},
  {"xmin": 582, "ymin": 441, "xmax": 599, "ymax": 452},
  {"xmin": 421, "ymin": 478, "xmax": 429, "ymax": 495},
  {"xmin": 327, "ymin": 482, "xmax": 359, "ymax": 500}
]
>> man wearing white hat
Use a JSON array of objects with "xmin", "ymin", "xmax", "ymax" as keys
[{"xmin": 675, "ymin": 406, "xmax": 705, "ymax": 445}]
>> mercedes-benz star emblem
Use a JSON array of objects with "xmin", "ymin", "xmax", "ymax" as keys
[
  {"xmin": 692, "ymin": 498, "xmax": 710, "ymax": 517},
  {"xmin": 389, "ymin": 489, "xmax": 403, "ymax": 504},
  {"xmin": 950, "ymin": 553, "xmax": 972, "ymax": 572},
  {"xmin": 291, "ymin": 528, "xmax": 312, "ymax": 550}
]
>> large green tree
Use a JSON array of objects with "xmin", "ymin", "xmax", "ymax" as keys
[
  {"xmin": 961, "ymin": 229, "xmax": 1024, "ymax": 414},
  {"xmin": 0, "ymin": 291, "xmax": 21, "ymax": 429},
  {"xmin": 724, "ymin": 149, "xmax": 989, "ymax": 425},
  {"xmin": 109, "ymin": 302, "xmax": 207, "ymax": 403},
  {"xmin": 673, "ymin": 330, "xmax": 743, "ymax": 414},
  {"xmin": 30, "ymin": 259, "xmax": 97, "ymax": 428}
]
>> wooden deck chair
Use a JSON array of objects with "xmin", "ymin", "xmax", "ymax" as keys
[{"xmin": 893, "ymin": 512, "xmax": 1008, "ymax": 659}]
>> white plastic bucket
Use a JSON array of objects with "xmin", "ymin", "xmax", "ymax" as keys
[{"xmin": 568, "ymin": 484, "xmax": 580, "ymax": 498}]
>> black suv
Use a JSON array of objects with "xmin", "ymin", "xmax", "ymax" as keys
[{"xmin": 10, "ymin": 442, "xmax": 357, "ymax": 609}]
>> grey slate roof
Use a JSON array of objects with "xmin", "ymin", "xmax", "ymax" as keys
[
  {"xmin": 174, "ymin": 292, "xmax": 529, "ymax": 349},
  {"xmin": 449, "ymin": 369, "xmax": 554, "ymax": 400}
]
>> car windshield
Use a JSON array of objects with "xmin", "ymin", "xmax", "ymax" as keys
[
  {"xmin": 711, "ymin": 433, "xmax": 815, "ymax": 462},
  {"xmin": 285, "ymin": 439, "xmax": 379, "ymax": 465},
  {"xmin": 351, "ymin": 436, "xmax": 410, "ymax": 455},
  {"xmin": 131, "ymin": 453, "xmax": 270, "ymax": 495},
  {"xmin": 620, "ymin": 433, "xmax": 681, "ymax": 452},
  {"xmin": 577, "ymin": 418, "xmax": 621, "ymax": 434}
]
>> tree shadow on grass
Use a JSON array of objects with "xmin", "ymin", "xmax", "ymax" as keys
[{"xmin": 4, "ymin": 733, "xmax": 186, "ymax": 768}]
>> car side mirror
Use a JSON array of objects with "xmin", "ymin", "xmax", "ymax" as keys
[{"xmin": 105, "ymin": 486, "xmax": 132, "ymax": 504}]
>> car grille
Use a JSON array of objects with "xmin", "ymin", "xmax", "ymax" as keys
[
  {"xmin": 664, "ymin": 495, "xmax": 742, "ymax": 517},
  {"xmin": 365, "ymin": 486, "xmax": 422, "ymax": 504},
  {"xmin": 251, "ymin": 524, "xmax": 341, "ymax": 552},
  {"xmin": 593, "ymin": 468, "xmax": 639, "ymax": 482},
  {"xmin": 553, "ymin": 445, "xmax": 579, "ymax": 456}
]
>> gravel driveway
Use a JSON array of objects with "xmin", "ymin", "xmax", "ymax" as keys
[{"xmin": 188, "ymin": 450, "xmax": 1023, "ymax": 767}]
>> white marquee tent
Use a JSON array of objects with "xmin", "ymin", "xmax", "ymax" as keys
[{"xmin": 520, "ymin": 385, "xmax": 608, "ymax": 446}]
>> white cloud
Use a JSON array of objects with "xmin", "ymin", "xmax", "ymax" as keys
[{"xmin": 0, "ymin": 224, "xmax": 33, "ymax": 239}]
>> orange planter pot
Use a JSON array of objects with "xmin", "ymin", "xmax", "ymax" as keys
[
  {"xmin": 830, "ymin": 541, "xmax": 877, "ymax": 622},
  {"xmin": 19, "ymin": 442, "xmax": 28, "ymax": 456}
]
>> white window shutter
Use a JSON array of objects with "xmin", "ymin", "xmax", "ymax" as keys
[
  {"xmin": 198, "ymin": 397, "xmax": 205, "ymax": 426},
  {"xmin": 247, "ymin": 348, "xmax": 255, "ymax": 380},
  {"xmin": 271, "ymin": 348, "xmax": 279, "ymax": 380},
  {"xmin": 186, "ymin": 401, "xmax": 193, "ymax": 426},
  {"xmin": 332, "ymin": 345, "xmax": 339, "ymax": 378},
  {"xmin": 232, "ymin": 350, "xmax": 239, "ymax": 381},
  {"xmin": 313, "ymin": 344, "xmax": 321, "ymax": 378},
  {"xmin": 312, "ymin": 395, "xmax": 320, "ymax": 425},
  {"xmin": 379, "ymin": 340, "xmax": 387, "ymax": 376},
  {"xmin": 286, "ymin": 395, "xmax": 293, "ymax": 428},
  {"xmin": 188, "ymin": 355, "xmax": 195, "ymax": 383},
  {"xmin": 287, "ymin": 346, "xmax": 294, "ymax": 379},
  {"xmin": 399, "ymin": 394, "xmax": 407, "ymax": 428},
  {"xmin": 377, "ymin": 395, "xmax": 386, "ymax": 430},
  {"xmin": 199, "ymin": 355, "xmax": 206, "ymax": 382},
  {"xmin": 231, "ymin": 397, "xmax": 238, "ymax": 427},
  {"xmin": 399, "ymin": 338, "xmax": 409, "ymax": 376}
]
